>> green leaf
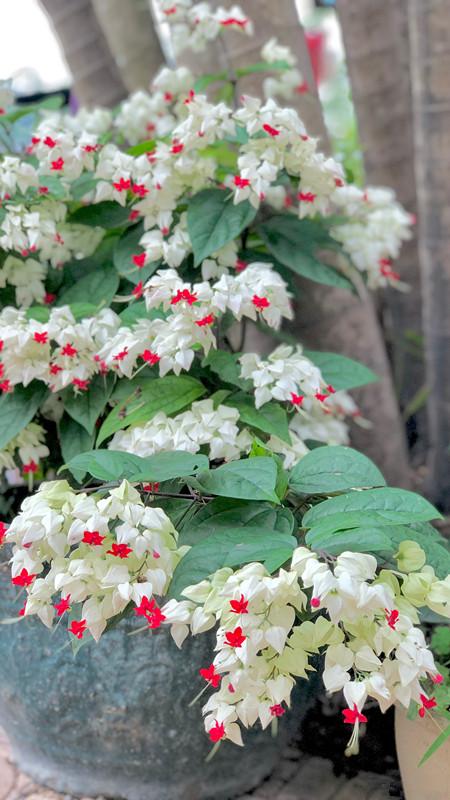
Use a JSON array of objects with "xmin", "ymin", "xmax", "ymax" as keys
[
  {"xmin": 68, "ymin": 201, "xmax": 130, "ymax": 229},
  {"xmin": 226, "ymin": 394, "xmax": 291, "ymax": 444},
  {"xmin": 113, "ymin": 222, "xmax": 160, "ymax": 285},
  {"xmin": 306, "ymin": 526, "xmax": 394, "ymax": 556},
  {"xmin": 70, "ymin": 173, "xmax": 98, "ymax": 201},
  {"xmin": 304, "ymin": 350, "xmax": 378, "ymax": 391},
  {"xmin": 258, "ymin": 216, "xmax": 353, "ymax": 289},
  {"xmin": 235, "ymin": 60, "xmax": 291, "ymax": 77},
  {"xmin": 188, "ymin": 188, "xmax": 257, "ymax": 266},
  {"xmin": 193, "ymin": 72, "xmax": 228, "ymax": 92},
  {"xmin": 97, "ymin": 375, "xmax": 205, "ymax": 445},
  {"xmin": 26, "ymin": 306, "xmax": 51, "ymax": 323},
  {"xmin": 56, "ymin": 266, "xmax": 119, "ymax": 307},
  {"xmin": 302, "ymin": 488, "xmax": 441, "ymax": 537},
  {"xmin": 64, "ymin": 449, "xmax": 209, "ymax": 483},
  {"xmin": 180, "ymin": 496, "xmax": 294, "ymax": 545},
  {"xmin": 195, "ymin": 457, "xmax": 280, "ymax": 504},
  {"xmin": 289, "ymin": 446, "xmax": 386, "ymax": 495},
  {"xmin": 59, "ymin": 416, "xmax": 95, "ymax": 481},
  {"xmin": 202, "ymin": 349, "xmax": 251, "ymax": 391},
  {"xmin": 382, "ymin": 522, "xmax": 450, "ymax": 580},
  {"xmin": 126, "ymin": 138, "xmax": 156, "ymax": 157},
  {"xmin": 0, "ymin": 382, "xmax": 48, "ymax": 449},
  {"xmin": 431, "ymin": 627, "xmax": 450, "ymax": 658},
  {"xmin": 168, "ymin": 527, "xmax": 296, "ymax": 599},
  {"xmin": 418, "ymin": 724, "xmax": 450, "ymax": 766},
  {"xmin": 63, "ymin": 374, "xmax": 115, "ymax": 434},
  {"xmin": 38, "ymin": 174, "xmax": 66, "ymax": 199}
]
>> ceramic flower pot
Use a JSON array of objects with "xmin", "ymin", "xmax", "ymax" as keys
[
  {"xmin": 395, "ymin": 706, "xmax": 450, "ymax": 800},
  {"xmin": 0, "ymin": 563, "xmax": 316, "ymax": 800}
]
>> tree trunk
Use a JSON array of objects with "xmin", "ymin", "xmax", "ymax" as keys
[
  {"xmin": 337, "ymin": 0, "xmax": 423, "ymax": 447},
  {"xmin": 91, "ymin": 0, "xmax": 165, "ymax": 92},
  {"xmin": 179, "ymin": 0, "xmax": 410, "ymax": 486},
  {"xmin": 39, "ymin": 0, "xmax": 127, "ymax": 107},
  {"xmin": 408, "ymin": 0, "xmax": 450, "ymax": 509}
]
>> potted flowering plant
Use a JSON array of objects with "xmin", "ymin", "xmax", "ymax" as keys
[{"xmin": 0, "ymin": 3, "xmax": 449, "ymax": 799}]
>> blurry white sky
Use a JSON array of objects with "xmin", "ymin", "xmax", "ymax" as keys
[{"xmin": 0, "ymin": 0, "xmax": 71, "ymax": 95}]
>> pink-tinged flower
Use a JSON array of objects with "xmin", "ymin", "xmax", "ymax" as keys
[
  {"xmin": 270, "ymin": 704, "xmax": 285, "ymax": 717},
  {"xmin": 18, "ymin": 603, "xmax": 27, "ymax": 617},
  {"xmin": 129, "ymin": 209, "xmax": 140, "ymax": 222},
  {"xmin": 315, "ymin": 392, "xmax": 329, "ymax": 403},
  {"xmin": 297, "ymin": 191, "xmax": 316, "ymax": 203},
  {"xmin": 164, "ymin": 92, "xmax": 173, "ymax": 103},
  {"xmin": 419, "ymin": 694, "xmax": 437, "ymax": 718},
  {"xmin": 132, "ymin": 183, "xmax": 148, "ymax": 198},
  {"xmin": 195, "ymin": 314, "xmax": 215, "ymax": 327},
  {"xmin": 252, "ymin": 294, "xmax": 270, "ymax": 311},
  {"xmin": 61, "ymin": 343, "xmax": 78, "ymax": 357},
  {"xmin": 135, "ymin": 596, "xmax": 154, "ymax": 618},
  {"xmin": 228, "ymin": 683, "xmax": 235, "ymax": 694},
  {"xmin": 233, "ymin": 175, "xmax": 250, "ymax": 188},
  {"xmin": 146, "ymin": 122, "xmax": 156, "ymax": 133},
  {"xmin": 184, "ymin": 90, "xmax": 195, "ymax": 105},
  {"xmin": 113, "ymin": 348, "xmax": 128, "ymax": 362},
  {"xmin": 140, "ymin": 350, "xmax": 160, "ymax": 365},
  {"xmin": 335, "ymin": 177, "xmax": 344, "ymax": 188},
  {"xmin": 432, "ymin": 674, "xmax": 444, "ymax": 685},
  {"xmin": 290, "ymin": 392, "xmax": 304, "ymax": 407},
  {"xmin": 208, "ymin": 721, "xmax": 226, "ymax": 742},
  {"xmin": 83, "ymin": 530, "xmax": 105, "ymax": 546},
  {"xmin": 54, "ymin": 595, "xmax": 71, "ymax": 616},
  {"xmin": 379, "ymin": 258, "xmax": 400, "ymax": 281},
  {"xmin": 132, "ymin": 282, "xmax": 143, "ymax": 299},
  {"xmin": 295, "ymin": 81, "xmax": 309, "ymax": 94},
  {"xmin": 39, "ymin": 186, "xmax": 49, "ymax": 195},
  {"xmin": 311, "ymin": 596, "xmax": 321, "ymax": 609},
  {"xmin": 199, "ymin": 664, "xmax": 221, "ymax": 689},
  {"xmin": 171, "ymin": 289, "xmax": 198, "ymax": 306},
  {"xmin": 51, "ymin": 157, "xmax": 64, "ymax": 171},
  {"xmin": 225, "ymin": 626, "xmax": 246, "ymax": 648},
  {"xmin": 134, "ymin": 597, "xmax": 166, "ymax": 629},
  {"xmin": 33, "ymin": 331, "xmax": 48, "ymax": 345},
  {"xmin": 170, "ymin": 139, "xmax": 184, "ymax": 155},
  {"xmin": 43, "ymin": 136, "xmax": 57, "ymax": 148},
  {"xmin": 23, "ymin": 460, "xmax": 38, "ymax": 474},
  {"xmin": 385, "ymin": 608, "xmax": 399, "ymax": 629},
  {"xmin": 72, "ymin": 378, "xmax": 90, "ymax": 391},
  {"xmin": 163, "ymin": 6, "xmax": 176, "ymax": 16},
  {"xmin": 342, "ymin": 705, "xmax": 368, "ymax": 725},
  {"xmin": 12, "ymin": 568, "xmax": 37, "ymax": 587},
  {"xmin": 50, "ymin": 363, "xmax": 62, "ymax": 375},
  {"xmin": 132, "ymin": 253, "xmax": 146, "ymax": 269},
  {"xmin": 262, "ymin": 123, "xmax": 280, "ymax": 137},
  {"xmin": 113, "ymin": 177, "xmax": 131, "ymax": 192},
  {"xmin": 143, "ymin": 482, "xmax": 160, "ymax": 493},
  {"xmin": 44, "ymin": 292, "xmax": 56, "ymax": 304},
  {"xmin": 107, "ymin": 543, "xmax": 133, "ymax": 559},
  {"xmin": 69, "ymin": 619, "xmax": 87, "ymax": 639},
  {"xmin": 0, "ymin": 521, "xmax": 8, "ymax": 546},
  {"xmin": 235, "ymin": 259, "xmax": 247, "ymax": 273},
  {"xmin": 229, "ymin": 594, "xmax": 248, "ymax": 614},
  {"xmin": 221, "ymin": 17, "xmax": 248, "ymax": 29},
  {"xmin": 0, "ymin": 380, "xmax": 11, "ymax": 393},
  {"xmin": 31, "ymin": 136, "xmax": 40, "ymax": 145}
]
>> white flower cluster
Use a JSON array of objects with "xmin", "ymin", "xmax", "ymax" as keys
[
  {"xmin": 160, "ymin": 547, "xmax": 449, "ymax": 751},
  {"xmin": 109, "ymin": 399, "xmax": 251, "ymax": 462},
  {"xmin": 0, "ymin": 422, "xmax": 49, "ymax": 475},
  {"xmin": 261, "ymin": 37, "xmax": 308, "ymax": 101},
  {"xmin": 6, "ymin": 479, "xmax": 186, "ymax": 640},
  {"xmin": 156, "ymin": 1, "xmax": 253, "ymax": 55},
  {"xmin": 331, "ymin": 186, "xmax": 414, "ymax": 289}
]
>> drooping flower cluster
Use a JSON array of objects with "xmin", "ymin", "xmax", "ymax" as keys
[
  {"xmin": 5, "ymin": 479, "xmax": 186, "ymax": 640},
  {"xmin": 0, "ymin": 422, "xmax": 49, "ymax": 477},
  {"xmin": 155, "ymin": 1, "xmax": 253, "ymax": 55},
  {"xmin": 160, "ymin": 547, "xmax": 449, "ymax": 752}
]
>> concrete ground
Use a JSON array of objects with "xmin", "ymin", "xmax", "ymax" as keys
[{"xmin": 0, "ymin": 726, "xmax": 396, "ymax": 800}]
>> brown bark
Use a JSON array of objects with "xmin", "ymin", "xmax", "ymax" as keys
[
  {"xmin": 91, "ymin": 0, "xmax": 165, "ymax": 92},
  {"xmin": 408, "ymin": 0, "xmax": 450, "ymax": 509},
  {"xmin": 337, "ymin": 1, "xmax": 423, "ymax": 439},
  {"xmin": 39, "ymin": 0, "xmax": 127, "ymax": 107},
  {"xmin": 179, "ymin": 0, "xmax": 410, "ymax": 485}
]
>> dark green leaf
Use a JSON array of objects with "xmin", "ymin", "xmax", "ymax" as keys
[
  {"xmin": 226, "ymin": 394, "xmax": 291, "ymax": 444},
  {"xmin": 70, "ymin": 173, "xmax": 98, "ymax": 201},
  {"xmin": 188, "ymin": 188, "xmax": 257, "ymax": 266},
  {"xmin": 113, "ymin": 222, "xmax": 160, "ymax": 285},
  {"xmin": 195, "ymin": 457, "xmax": 280, "ymax": 504},
  {"xmin": 302, "ymin": 488, "xmax": 441, "ymax": 537},
  {"xmin": 289, "ymin": 446, "xmax": 385, "ymax": 494},
  {"xmin": 168, "ymin": 527, "xmax": 296, "ymax": 599},
  {"xmin": 202, "ymin": 349, "xmax": 251, "ymax": 391},
  {"xmin": 56, "ymin": 266, "xmax": 119, "ymax": 307},
  {"xmin": 304, "ymin": 350, "xmax": 378, "ymax": 391},
  {"xmin": 126, "ymin": 138, "xmax": 156, "ymax": 157},
  {"xmin": 258, "ymin": 216, "xmax": 353, "ymax": 289},
  {"xmin": 59, "ymin": 416, "xmax": 95, "ymax": 481},
  {"xmin": 235, "ymin": 60, "xmax": 291, "ymax": 77},
  {"xmin": 418, "ymin": 724, "xmax": 450, "ymax": 766},
  {"xmin": 306, "ymin": 526, "xmax": 394, "ymax": 556},
  {"xmin": 0, "ymin": 382, "xmax": 48, "ymax": 449},
  {"xmin": 64, "ymin": 374, "xmax": 115, "ymax": 434},
  {"xmin": 180, "ymin": 496, "xmax": 294, "ymax": 545},
  {"xmin": 97, "ymin": 375, "xmax": 205, "ymax": 445},
  {"xmin": 64, "ymin": 449, "xmax": 209, "ymax": 483},
  {"xmin": 68, "ymin": 201, "xmax": 130, "ymax": 229}
]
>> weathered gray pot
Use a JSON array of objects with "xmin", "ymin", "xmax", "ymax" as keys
[{"xmin": 0, "ymin": 564, "xmax": 316, "ymax": 800}]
